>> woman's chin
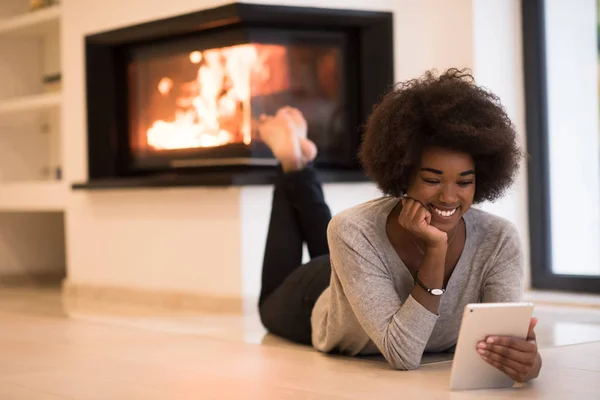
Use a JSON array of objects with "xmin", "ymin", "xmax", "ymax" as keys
[{"xmin": 430, "ymin": 214, "xmax": 460, "ymax": 232}]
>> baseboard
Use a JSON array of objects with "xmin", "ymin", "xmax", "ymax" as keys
[
  {"xmin": 0, "ymin": 272, "xmax": 65, "ymax": 287},
  {"xmin": 62, "ymin": 280, "xmax": 243, "ymax": 314},
  {"xmin": 524, "ymin": 290, "xmax": 600, "ymax": 309}
]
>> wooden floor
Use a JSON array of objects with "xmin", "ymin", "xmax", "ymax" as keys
[{"xmin": 1, "ymin": 287, "xmax": 600, "ymax": 399}]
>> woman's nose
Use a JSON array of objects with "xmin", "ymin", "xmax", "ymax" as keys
[{"xmin": 439, "ymin": 185, "xmax": 458, "ymax": 203}]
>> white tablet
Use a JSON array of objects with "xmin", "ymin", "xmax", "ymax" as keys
[{"xmin": 449, "ymin": 302, "xmax": 534, "ymax": 391}]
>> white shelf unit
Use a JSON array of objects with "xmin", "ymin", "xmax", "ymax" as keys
[
  {"xmin": 0, "ymin": 3, "xmax": 64, "ymax": 210},
  {"xmin": 0, "ymin": 92, "xmax": 61, "ymax": 115},
  {"xmin": 0, "ymin": 181, "xmax": 67, "ymax": 211},
  {"xmin": 0, "ymin": 2, "xmax": 66, "ymax": 284},
  {"xmin": 0, "ymin": 5, "xmax": 60, "ymax": 37}
]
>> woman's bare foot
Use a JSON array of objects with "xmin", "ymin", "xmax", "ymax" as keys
[
  {"xmin": 258, "ymin": 106, "xmax": 317, "ymax": 172},
  {"xmin": 299, "ymin": 137, "xmax": 317, "ymax": 164},
  {"xmin": 280, "ymin": 107, "xmax": 318, "ymax": 165}
]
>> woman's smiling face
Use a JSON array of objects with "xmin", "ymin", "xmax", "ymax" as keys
[{"xmin": 406, "ymin": 146, "xmax": 477, "ymax": 232}]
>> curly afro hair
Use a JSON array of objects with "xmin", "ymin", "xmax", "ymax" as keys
[{"xmin": 359, "ymin": 68, "xmax": 523, "ymax": 204}]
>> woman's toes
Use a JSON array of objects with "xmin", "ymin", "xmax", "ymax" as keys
[{"xmin": 300, "ymin": 138, "xmax": 318, "ymax": 163}]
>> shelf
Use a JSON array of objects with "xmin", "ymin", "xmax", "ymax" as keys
[
  {"xmin": 0, "ymin": 5, "xmax": 60, "ymax": 38},
  {"xmin": 0, "ymin": 181, "xmax": 66, "ymax": 211},
  {"xmin": 0, "ymin": 92, "xmax": 61, "ymax": 116},
  {"xmin": 72, "ymin": 168, "xmax": 369, "ymax": 190}
]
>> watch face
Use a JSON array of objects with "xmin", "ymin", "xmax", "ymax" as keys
[{"xmin": 431, "ymin": 288, "xmax": 445, "ymax": 296}]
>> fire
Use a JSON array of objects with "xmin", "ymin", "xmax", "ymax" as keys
[
  {"xmin": 189, "ymin": 51, "xmax": 202, "ymax": 64},
  {"xmin": 157, "ymin": 77, "xmax": 173, "ymax": 96},
  {"xmin": 146, "ymin": 44, "xmax": 289, "ymax": 150}
]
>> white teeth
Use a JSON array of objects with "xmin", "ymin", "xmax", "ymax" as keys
[{"xmin": 432, "ymin": 206, "xmax": 458, "ymax": 217}]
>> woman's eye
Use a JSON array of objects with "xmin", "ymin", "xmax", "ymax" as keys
[
  {"xmin": 423, "ymin": 179, "xmax": 439, "ymax": 184},
  {"xmin": 458, "ymin": 181, "xmax": 474, "ymax": 187}
]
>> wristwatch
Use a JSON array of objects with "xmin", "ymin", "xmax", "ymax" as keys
[{"xmin": 413, "ymin": 273, "xmax": 446, "ymax": 296}]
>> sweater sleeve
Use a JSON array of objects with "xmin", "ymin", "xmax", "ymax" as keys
[
  {"xmin": 482, "ymin": 223, "xmax": 524, "ymax": 303},
  {"xmin": 326, "ymin": 217, "xmax": 439, "ymax": 370}
]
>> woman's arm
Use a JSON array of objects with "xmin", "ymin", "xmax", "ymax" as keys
[
  {"xmin": 327, "ymin": 217, "xmax": 439, "ymax": 370},
  {"xmin": 481, "ymin": 220, "xmax": 525, "ymax": 303},
  {"xmin": 398, "ymin": 198, "xmax": 449, "ymax": 315},
  {"xmin": 479, "ymin": 223, "xmax": 541, "ymax": 382},
  {"xmin": 409, "ymin": 244, "xmax": 447, "ymax": 314}
]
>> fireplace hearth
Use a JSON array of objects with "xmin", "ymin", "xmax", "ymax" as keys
[{"xmin": 73, "ymin": 3, "xmax": 393, "ymax": 189}]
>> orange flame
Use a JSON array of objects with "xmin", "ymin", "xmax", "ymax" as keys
[{"xmin": 146, "ymin": 44, "xmax": 289, "ymax": 150}]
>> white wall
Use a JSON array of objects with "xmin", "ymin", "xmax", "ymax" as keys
[
  {"xmin": 66, "ymin": 188, "xmax": 242, "ymax": 295},
  {"xmin": 62, "ymin": 0, "xmax": 530, "ymax": 303},
  {"xmin": 472, "ymin": 0, "xmax": 530, "ymax": 286},
  {"xmin": 544, "ymin": 0, "xmax": 600, "ymax": 275}
]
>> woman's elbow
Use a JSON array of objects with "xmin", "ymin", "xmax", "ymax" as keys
[
  {"xmin": 381, "ymin": 339, "xmax": 422, "ymax": 370},
  {"xmin": 386, "ymin": 354, "xmax": 421, "ymax": 371}
]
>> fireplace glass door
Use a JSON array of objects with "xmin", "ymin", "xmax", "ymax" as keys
[{"xmin": 125, "ymin": 28, "xmax": 355, "ymax": 171}]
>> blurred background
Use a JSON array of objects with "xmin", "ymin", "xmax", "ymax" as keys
[
  {"xmin": 0, "ymin": 0, "xmax": 598, "ymax": 397},
  {"xmin": 0, "ymin": 0, "xmax": 598, "ymax": 367}
]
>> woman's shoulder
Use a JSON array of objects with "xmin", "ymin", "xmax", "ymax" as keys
[
  {"xmin": 328, "ymin": 196, "xmax": 397, "ymax": 240},
  {"xmin": 465, "ymin": 207, "xmax": 521, "ymax": 245},
  {"xmin": 465, "ymin": 208, "xmax": 524, "ymax": 280},
  {"xmin": 327, "ymin": 197, "xmax": 398, "ymax": 270}
]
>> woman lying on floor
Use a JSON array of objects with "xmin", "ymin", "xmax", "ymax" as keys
[{"xmin": 256, "ymin": 68, "xmax": 542, "ymax": 382}]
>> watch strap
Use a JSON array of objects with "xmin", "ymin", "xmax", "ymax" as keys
[{"xmin": 413, "ymin": 273, "xmax": 446, "ymax": 296}]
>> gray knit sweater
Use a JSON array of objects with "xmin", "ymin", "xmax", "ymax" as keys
[{"xmin": 311, "ymin": 197, "xmax": 524, "ymax": 370}]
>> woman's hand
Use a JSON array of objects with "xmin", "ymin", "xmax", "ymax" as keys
[
  {"xmin": 477, "ymin": 317, "xmax": 542, "ymax": 382},
  {"xmin": 398, "ymin": 197, "xmax": 447, "ymax": 248}
]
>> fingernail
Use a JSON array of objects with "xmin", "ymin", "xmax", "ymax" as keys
[
  {"xmin": 477, "ymin": 349, "xmax": 486, "ymax": 355},
  {"xmin": 477, "ymin": 343, "xmax": 487, "ymax": 349},
  {"xmin": 487, "ymin": 337, "xmax": 495, "ymax": 344}
]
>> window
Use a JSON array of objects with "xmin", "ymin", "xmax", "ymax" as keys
[{"xmin": 523, "ymin": 0, "xmax": 600, "ymax": 292}]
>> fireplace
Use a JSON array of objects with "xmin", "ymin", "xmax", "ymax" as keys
[
  {"xmin": 129, "ymin": 30, "xmax": 350, "ymax": 170},
  {"xmin": 74, "ymin": 3, "xmax": 393, "ymax": 189}
]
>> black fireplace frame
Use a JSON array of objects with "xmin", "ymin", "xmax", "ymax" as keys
[{"xmin": 73, "ymin": 3, "xmax": 394, "ymax": 190}]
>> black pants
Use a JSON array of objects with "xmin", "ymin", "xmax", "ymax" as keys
[{"xmin": 258, "ymin": 166, "xmax": 332, "ymax": 345}]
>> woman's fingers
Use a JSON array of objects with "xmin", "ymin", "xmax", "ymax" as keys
[
  {"xmin": 403, "ymin": 198, "xmax": 424, "ymax": 218},
  {"xmin": 480, "ymin": 349, "xmax": 530, "ymax": 374},
  {"xmin": 481, "ymin": 356, "xmax": 528, "ymax": 383},
  {"xmin": 399, "ymin": 198, "xmax": 418, "ymax": 224},
  {"xmin": 399, "ymin": 198, "xmax": 431, "ymax": 233},
  {"xmin": 478, "ymin": 341, "xmax": 534, "ymax": 365},
  {"xmin": 527, "ymin": 318, "xmax": 538, "ymax": 340},
  {"xmin": 477, "ymin": 335, "xmax": 539, "ymax": 383},
  {"xmin": 483, "ymin": 336, "xmax": 537, "ymax": 353},
  {"xmin": 399, "ymin": 197, "xmax": 448, "ymax": 246},
  {"xmin": 414, "ymin": 205, "xmax": 432, "ymax": 227}
]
